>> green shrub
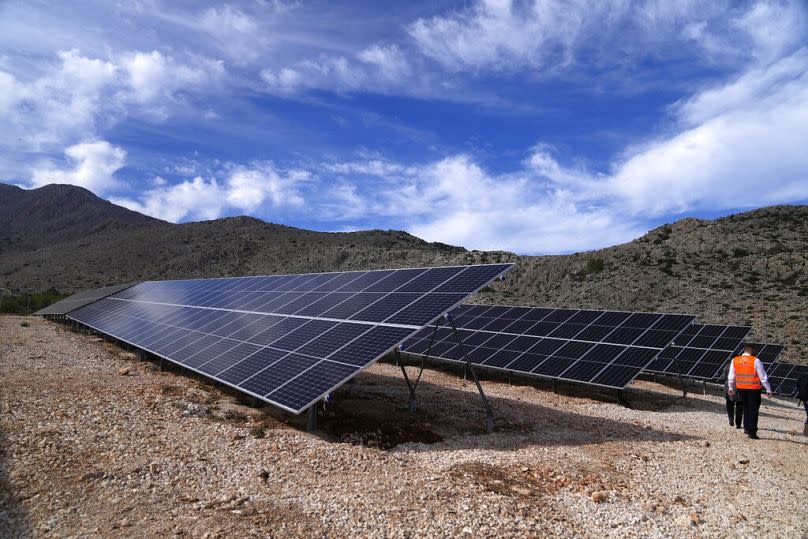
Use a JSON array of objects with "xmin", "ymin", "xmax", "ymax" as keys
[
  {"xmin": 20, "ymin": 321, "xmax": 30, "ymax": 327},
  {"xmin": 249, "ymin": 426, "xmax": 266, "ymax": 439}
]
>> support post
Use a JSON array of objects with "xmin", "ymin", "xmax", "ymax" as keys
[
  {"xmin": 448, "ymin": 318, "xmax": 494, "ymax": 434},
  {"xmin": 617, "ymin": 389, "xmax": 629, "ymax": 407},
  {"xmin": 552, "ymin": 378, "xmax": 558, "ymax": 394},
  {"xmin": 397, "ymin": 321, "xmax": 436, "ymax": 413},
  {"xmin": 306, "ymin": 405, "xmax": 317, "ymax": 432},
  {"xmin": 702, "ymin": 380, "xmax": 707, "ymax": 395}
]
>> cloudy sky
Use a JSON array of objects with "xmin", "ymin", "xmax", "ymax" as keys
[{"xmin": 1, "ymin": 0, "xmax": 807, "ymax": 254}]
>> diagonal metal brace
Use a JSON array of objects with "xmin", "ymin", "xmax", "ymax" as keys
[
  {"xmin": 448, "ymin": 318, "xmax": 495, "ymax": 434},
  {"xmin": 397, "ymin": 321, "xmax": 438, "ymax": 412}
]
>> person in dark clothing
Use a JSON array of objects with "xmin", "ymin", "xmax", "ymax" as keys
[
  {"xmin": 724, "ymin": 364, "xmax": 742, "ymax": 429},
  {"xmin": 797, "ymin": 372, "xmax": 808, "ymax": 437},
  {"xmin": 728, "ymin": 344, "xmax": 772, "ymax": 440}
]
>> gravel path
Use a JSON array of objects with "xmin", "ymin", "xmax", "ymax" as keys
[{"xmin": 1, "ymin": 315, "xmax": 806, "ymax": 538}]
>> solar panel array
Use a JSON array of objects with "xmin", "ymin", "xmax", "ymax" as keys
[
  {"xmin": 35, "ymin": 283, "xmax": 136, "ymax": 315},
  {"xmin": 643, "ymin": 323, "xmax": 751, "ymax": 380},
  {"xmin": 765, "ymin": 362, "xmax": 808, "ymax": 398},
  {"xmin": 68, "ymin": 264, "xmax": 511, "ymax": 413},
  {"xmin": 402, "ymin": 304, "xmax": 696, "ymax": 389}
]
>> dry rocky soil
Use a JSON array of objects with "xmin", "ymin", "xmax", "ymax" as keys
[{"xmin": 1, "ymin": 315, "xmax": 807, "ymax": 538}]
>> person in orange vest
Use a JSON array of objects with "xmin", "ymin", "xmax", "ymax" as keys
[{"xmin": 727, "ymin": 344, "xmax": 772, "ymax": 439}]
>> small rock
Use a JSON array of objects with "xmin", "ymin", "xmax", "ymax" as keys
[
  {"xmin": 674, "ymin": 515, "xmax": 692, "ymax": 528},
  {"xmin": 117, "ymin": 367, "xmax": 130, "ymax": 376},
  {"xmin": 590, "ymin": 491, "xmax": 608, "ymax": 503},
  {"xmin": 655, "ymin": 504, "xmax": 668, "ymax": 514},
  {"xmin": 690, "ymin": 511, "xmax": 702, "ymax": 525},
  {"xmin": 119, "ymin": 518, "xmax": 131, "ymax": 528},
  {"xmin": 738, "ymin": 459, "xmax": 750, "ymax": 465},
  {"xmin": 703, "ymin": 441, "xmax": 711, "ymax": 447}
]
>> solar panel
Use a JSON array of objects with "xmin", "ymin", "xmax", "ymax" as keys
[
  {"xmin": 67, "ymin": 264, "xmax": 512, "ymax": 414},
  {"xmin": 35, "ymin": 283, "xmax": 138, "ymax": 315},
  {"xmin": 401, "ymin": 304, "xmax": 695, "ymax": 390},
  {"xmin": 643, "ymin": 324, "xmax": 751, "ymax": 380},
  {"xmin": 766, "ymin": 362, "xmax": 807, "ymax": 398}
]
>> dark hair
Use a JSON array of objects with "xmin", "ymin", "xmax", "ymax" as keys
[{"xmin": 743, "ymin": 344, "xmax": 757, "ymax": 355}]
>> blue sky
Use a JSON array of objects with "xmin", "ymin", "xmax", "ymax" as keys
[{"xmin": 1, "ymin": 0, "xmax": 807, "ymax": 254}]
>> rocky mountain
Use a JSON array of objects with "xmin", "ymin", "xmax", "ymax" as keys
[
  {"xmin": 0, "ymin": 183, "xmax": 160, "ymax": 252},
  {"xmin": 1, "ymin": 183, "xmax": 805, "ymax": 361}
]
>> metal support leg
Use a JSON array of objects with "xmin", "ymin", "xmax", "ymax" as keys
[
  {"xmin": 552, "ymin": 379, "xmax": 558, "ymax": 394},
  {"xmin": 448, "ymin": 319, "xmax": 494, "ymax": 434},
  {"xmin": 397, "ymin": 349, "xmax": 420, "ymax": 413},
  {"xmin": 681, "ymin": 378, "xmax": 688, "ymax": 398},
  {"xmin": 397, "ymin": 322, "xmax": 436, "ymax": 413},
  {"xmin": 306, "ymin": 406, "xmax": 317, "ymax": 432},
  {"xmin": 702, "ymin": 380, "xmax": 707, "ymax": 395},
  {"xmin": 617, "ymin": 389, "xmax": 629, "ymax": 407}
]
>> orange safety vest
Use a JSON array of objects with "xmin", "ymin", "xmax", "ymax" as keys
[{"xmin": 733, "ymin": 355, "xmax": 761, "ymax": 390}]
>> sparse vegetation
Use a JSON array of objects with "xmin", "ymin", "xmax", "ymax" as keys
[
  {"xmin": 0, "ymin": 288, "xmax": 69, "ymax": 314},
  {"xmin": 250, "ymin": 426, "xmax": 266, "ymax": 439}
]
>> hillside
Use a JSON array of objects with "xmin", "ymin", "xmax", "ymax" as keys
[{"xmin": 1, "ymin": 183, "xmax": 806, "ymax": 361}]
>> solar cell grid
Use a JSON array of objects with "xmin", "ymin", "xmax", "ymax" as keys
[
  {"xmin": 68, "ymin": 264, "xmax": 512, "ymax": 414},
  {"xmin": 644, "ymin": 323, "xmax": 751, "ymax": 380},
  {"xmin": 400, "ymin": 303, "xmax": 696, "ymax": 390}
]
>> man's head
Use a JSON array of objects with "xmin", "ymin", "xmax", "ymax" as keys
[{"xmin": 743, "ymin": 344, "xmax": 757, "ymax": 355}]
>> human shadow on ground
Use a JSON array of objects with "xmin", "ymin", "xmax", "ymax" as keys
[{"xmin": 0, "ymin": 423, "xmax": 32, "ymax": 538}]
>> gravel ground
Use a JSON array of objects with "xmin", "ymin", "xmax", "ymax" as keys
[{"xmin": 1, "ymin": 315, "xmax": 806, "ymax": 538}]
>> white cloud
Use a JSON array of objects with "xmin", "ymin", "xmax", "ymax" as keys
[
  {"xmin": 0, "ymin": 47, "xmax": 223, "ymax": 152},
  {"xmin": 408, "ymin": 0, "xmax": 740, "ymax": 73},
  {"xmin": 30, "ymin": 140, "xmax": 127, "ymax": 194},
  {"xmin": 199, "ymin": 5, "xmax": 263, "ymax": 63},
  {"xmin": 113, "ymin": 163, "xmax": 309, "ymax": 223},
  {"xmin": 121, "ymin": 50, "xmax": 224, "ymax": 117},
  {"xmin": 261, "ymin": 43, "xmax": 415, "ymax": 96}
]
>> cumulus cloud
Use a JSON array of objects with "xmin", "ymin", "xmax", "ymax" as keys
[
  {"xmin": 112, "ymin": 163, "xmax": 310, "ymax": 223},
  {"xmin": 0, "ymin": 48, "xmax": 223, "ymax": 153},
  {"xmin": 30, "ymin": 140, "xmax": 127, "ymax": 194}
]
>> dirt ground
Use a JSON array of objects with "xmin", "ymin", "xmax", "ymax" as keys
[{"xmin": 1, "ymin": 315, "xmax": 806, "ymax": 538}]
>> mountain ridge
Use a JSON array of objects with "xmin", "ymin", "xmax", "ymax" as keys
[{"xmin": 2, "ymin": 182, "xmax": 806, "ymax": 362}]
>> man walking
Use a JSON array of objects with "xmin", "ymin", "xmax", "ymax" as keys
[
  {"xmin": 728, "ymin": 344, "xmax": 771, "ymax": 440},
  {"xmin": 724, "ymin": 363, "xmax": 742, "ymax": 429}
]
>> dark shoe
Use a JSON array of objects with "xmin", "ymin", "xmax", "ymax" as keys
[
  {"xmin": 729, "ymin": 420, "xmax": 734, "ymax": 427},
  {"xmin": 748, "ymin": 433, "xmax": 759, "ymax": 440},
  {"xmin": 735, "ymin": 425, "xmax": 742, "ymax": 429}
]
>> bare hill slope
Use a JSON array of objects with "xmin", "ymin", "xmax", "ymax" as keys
[{"xmin": 1, "ymin": 183, "xmax": 805, "ymax": 361}]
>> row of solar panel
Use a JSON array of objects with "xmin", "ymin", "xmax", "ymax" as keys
[
  {"xmin": 114, "ymin": 265, "xmax": 507, "ymax": 300},
  {"xmin": 36, "ymin": 283, "xmax": 135, "ymax": 316},
  {"xmin": 644, "ymin": 324, "xmax": 753, "ymax": 380},
  {"xmin": 103, "ymin": 266, "xmax": 510, "ymax": 327},
  {"xmin": 71, "ymin": 298, "xmax": 414, "ymax": 412},
  {"xmin": 437, "ymin": 304, "xmax": 695, "ymax": 349},
  {"xmin": 765, "ymin": 362, "xmax": 808, "ymax": 398},
  {"xmin": 403, "ymin": 326, "xmax": 670, "ymax": 389}
]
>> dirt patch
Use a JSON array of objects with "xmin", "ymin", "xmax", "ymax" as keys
[
  {"xmin": 317, "ymin": 398, "xmax": 443, "ymax": 449},
  {"xmin": 449, "ymin": 462, "xmax": 566, "ymax": 499}
]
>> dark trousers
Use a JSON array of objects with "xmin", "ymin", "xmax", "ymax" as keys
[
  {"xmin": 803, "ymin": 401, "xmax": 808, "ymax": 424},
  {"xmin": 725, "ymin": 395, "xmax": 743, "ymax": 426},
  {"xmin": 738, "ymin": 389, "xmax": 762, "ymax": 435}
]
